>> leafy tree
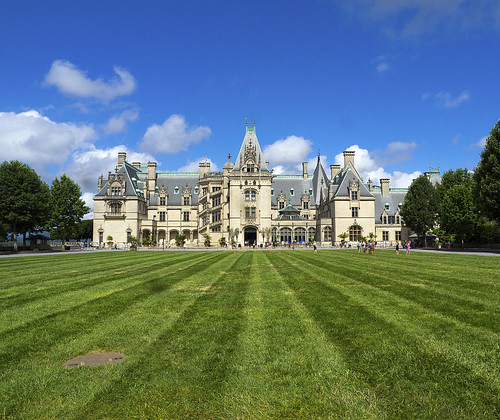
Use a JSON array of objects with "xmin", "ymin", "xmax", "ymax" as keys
[
  {"xmin": 203, "ymin": 233, "xmax": 211, "ymax": 247},
  {"xmin": 175, "ymin": 234, "xmax": 186, "ymax": 247},
  {"xmin": 74, "ymin": 219, "xmax": 93, "ymax": 241},
  {"xmin": 437, "ymin": 169, "xmax": 479, "ymax": 245},
  {"xmin": 127, "ymin": 235, "xmax": 138, "ymax": 245},
  {"xmin": 400, "ymin": 175, "xmax": 438, "ymax": 245},
  {"xmin": 473, "ymin": 119, "xmax": 500, "ymax": 222},
  {"xmin": 338, "ymin": 232, "xmax": 348, "ymax": 242},
  {"xmin": 48, "ymin": 174, "xmax": 89, "ymax": 250},
  {"xmin": 0, "ymin": 161, "xmax": 50, "ymax": 252}
]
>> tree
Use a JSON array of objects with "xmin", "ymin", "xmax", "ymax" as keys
[
  {"xmin": 437, "ymin": 169, "xmax": 479, "ymax": 245},
  {"xmin": 400, "ymin": 175, "xmax": 438, "ymax": 245},
  {"xmin": 473, "ymin": 119, "xmax": 500, "ymax": 222},
  {"xmin": 0, "ymin": 161, "xmax": 50, "ymax": 252},
  {"xmin": 203, "ymin": 233, "xmax": 211, "ymax": 247},
  {"xmin": 74, "ymin": 219, "xmax": 93, "ymax": 241},
  {"xmin": 48, "ymin": 174, "xmax": 89, "ymax": 250},
  {"xmin": 218, "ymin": 236, "xmax": 227, "ymax": 247},
  {"xmin": 175, "ymin": 234, "xmax": 186, "ymax": 247}
]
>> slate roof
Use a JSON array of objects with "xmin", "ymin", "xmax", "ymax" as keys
[
  {"xmin": 155, "ymin": 173, "xmax": 200, "ymax": 206},
  {"xmin": 373, "ymin": 190, "xmax": 407, "ymax": 224},
  {"xmin": 271, "ymin": 176, "xmax": 313, "ymax": 206},
  {"xmin": 333, "ymin": 168, "xmax": 373, "ymax": 198},
  {"xmin": 233, "ymin": 125, "xmax": 268, "ymax": 171}
]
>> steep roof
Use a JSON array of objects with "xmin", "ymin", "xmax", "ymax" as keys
[
  {"xmin": 333, "ymin": 168, "xmax": 373, "ymax": 198},
  {"xmin": 311, "ymin": 155, "xmax": 329, "ymax": 205},
  {"xmin": 271, "ymin": 176, "xmax": 313, "ymax": 206},
  {"xmin": 233, "ymin": 124, "xmax": 268, "ymax": 171}
]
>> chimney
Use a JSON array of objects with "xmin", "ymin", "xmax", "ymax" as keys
[
  {"xmin": 343, "ymin": 151, "xmax": 355, "ymax": 169},
  {"xmin": 97, "ymin": 174, "xmax": 103, "ymax": 192},
  {"xmin": 367, "ymin": 178, "xmax": 373, "ymax": 193},
  {"xmin": 148, "ymin": 162, "xmax": 157, "ymax": 192},
  {"xmin": 330, "ymin": 164, "xmax": 341, "ymax": 179},
  {"xmin": 302, "ymin": 162, "xmax": 308, "ymax": 179},
  {"xmin": 266, "ymin": 161, "xmax": 270, "ymax": 170},
  {"xmin": 117, "ymin": 152, "xmax": 126, "ymax": 169},
  {"xmin": 199, "ymin": 162, "xmax": 210, "ymax": 178},
  {"xmin": 132, "ymin": 162, "xmax": 141, "ymax": 170},
  {"xmin": 380, "ymin": 178, "xmax": 390, "ymax": 197}
]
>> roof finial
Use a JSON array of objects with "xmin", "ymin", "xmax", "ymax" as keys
[{"xmin": 245, "ymin": 117, "xmax": 248, "ymax": 126}]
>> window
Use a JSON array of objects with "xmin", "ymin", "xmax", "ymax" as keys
[
  {"xmin": 279, "ymin": 201, "xmax": 285, "ymax": 209},
  {"xmin": 351, "ymin": 190, "xmax": 358, "ymax": 200},
  {"xmin": 251, "ymin": 191, "xmax": 256, "ymax": 200},
  {"xmin": 388, "ymin": 215, "xmax": 395, "ymax": 224},
  {"xmin": 271, "ymin": 188, "xmax": 274, "ymax": 196},
  {"xmin": 212, "ymin": 187, "xmax": 221, "ymax": 192},
  {"xmin": 110, "ymin": 203, "xmax": 121, "ymax": 214},
  {"xmin": 349, "ymin": 225, "xmax": 362, "ymax": 241},
  {"xmin": 245, "ymin": 207, "xmax": 256, "ymax": 218},
  {"xmin": 174, "ymin": 186, "xmax": 179, "ymax": 194},
  {"xmin": 303, "ymin": 201, "xmax": 309, "ymax": 209},
  {"xmin": 383, "ymin": 215, "xmax": 388, "ymax": 224},
  {"xmin": 396, "ymin": 215, "xmax": 400, "ymax": 224},
  {"xmin": 159, "ymin": 211, "xmax": 166, "ymax": 222},
  {"xmin": 323, "ymin": 227, "xmax": 332, "ymax": 242},
  {"xmin": 251, "ymin": 207, "xmax": 256, "ymax": 218},
  {"xmin": 290, "ymin": 188, "xmax": 294, "ymax": 196},
  {"xmin": 212, "ymin": 211, "xmax": 221, "ymax": 223},
  {"xmin": 211, "ymin": 226, "xmax": 221, "ymax": 232},
  {"xmin": 127, "ymin": 231, "xmax": 131, "ymax": 241},
  {"xmin": 395, "ymin": 231, "xmax": 402, "ymax": 241},
  {"xmin": 202, "ymin": 187, "xmax": 208, "ymax": 195},
  {"xmin": 245, "ymin": 191, "xmax": 250, "ymax": 200},
  {"xmin": 159, "ymin": 197, "xmax": 165, "ymax": 206},
  {"xmin": 382, "ymin": 231, "xmax": 389, "ymax": 241},
  {"xmin": 247, "ymin": 164, "xmax": 254, "ymax": 172},
  {"xmin": 194, "ymin": 186, "xmax": 199, "ymax": 194},
  {"xmin": 183, "ymin": 197, "xmax": 190, "ymax": 206},
  {"xmin": 385, "ymin": 203, "xmax": 390, "ymax": 211},
  {"xmin": 352, "ymin": 207, "xmax": 358, "ymax": 217},
  {"xmin": 111, "ymin": 186, "xmax": 121, "ymax": 196},
  {"xmin": 183, "ymin": 211, "xmax": 190, "ymax": 221},
  {"xmin": 212, "ymin": 196, "xmax": 221, "ymax": 207},
  {"xmin": 99, "ymin": 232, "xmax": 103, "ymax": 244},
  {"xmin": 309, "ymin": 188, "xmax": 313, "ymax": 196}
]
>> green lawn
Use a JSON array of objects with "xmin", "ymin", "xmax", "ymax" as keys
[{"xmin": 0, "ymin": 250, "xmax": 498, "ymax": 419}]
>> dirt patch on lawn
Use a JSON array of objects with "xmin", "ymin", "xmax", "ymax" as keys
[{"xmin": 63, "ymin": 352, "xmax": 125, "ymax": 367}]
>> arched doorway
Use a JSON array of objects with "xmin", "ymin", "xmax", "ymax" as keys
[
  {"xmin": 244, "ymin": 226, "xmax": 257, "ymax": 246},
  {"xmin": 280, "ymin": 227, "xmax": 292, "ymax": 244}
]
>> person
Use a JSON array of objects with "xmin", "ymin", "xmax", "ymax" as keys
[
  {"xmin": 313, "ymin": 241, "xmax": 317, "ymax": 253},
  {"xmin": 395, "ymin": 241, "xmax": 399, "ymax": 255},
  {"xmin": 406, "ymin": 241, "xmax": 410, "ymax": 255}
]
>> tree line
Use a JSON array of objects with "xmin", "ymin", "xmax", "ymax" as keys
[
  {"xmin": 401, "ymin": 118, "xmax": 500, "ymax": 246},
  {"xmin": 0, "ymin": 161, "xmax": 90, "ymax": 252}
]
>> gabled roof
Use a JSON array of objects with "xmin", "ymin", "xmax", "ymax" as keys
[
  {"xmin": 233, "ymin": 124, "xmax": 268, "ymax": 171},
  {"xmin": 334, "ymin": 168, "xmax": 373, "ymax": 198},
  {"xmin": 95, "ymin": 161, "xmax": 144, "ymax": 197}
]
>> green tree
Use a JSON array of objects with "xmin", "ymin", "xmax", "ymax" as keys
[
  {"xmin": 338, "ymin": 232, "xmax": 348, "ymax": 242},
  {"xmin": 400, "ymin": 175, "xmax": 438, "ymax": 245},
  {"xmin": 0, "ymin": 161, "xmax": 50, "ymax": 252},
  {"xmin": 473, "ymin": 119, "xmax": 500, "ymax": 222},
  {"xmin": 175, "ymin": 234, "xmax": 186, "ymax": 247},
  {"xmin": 74, "ymin": 219, "xmax": 93, "ymax": 241},
  {"xmin": 48, "ymin": 174, "xmax": 89, "ymax": 250},
  {"xmin": 437, "ymin": 169, "xmax": 479, "ymax": 245},
  {"xmin": 218, "ymin": 236, "xmax": 227, "ymax": 247},
  {"xmin": 203, "ymin": 233, "xmax": 211, "ymax": 247}
]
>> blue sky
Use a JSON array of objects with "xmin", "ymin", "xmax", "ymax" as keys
[{"xmin": 1, "ymin": 0, "xmax": 499, "ymax": 216}]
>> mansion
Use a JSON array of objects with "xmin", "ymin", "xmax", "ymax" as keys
[{"xmin": 93, "ymin": 125, "xmax": 438, "ymax": 247}]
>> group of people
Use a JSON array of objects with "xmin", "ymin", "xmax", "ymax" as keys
[
  {"xmin": 357, "ymin": 241, "xmax": 376, "ymax": 254},
  {"xmin": 395, "ymin": 241, "xmax": 411, "ymax": 255}
]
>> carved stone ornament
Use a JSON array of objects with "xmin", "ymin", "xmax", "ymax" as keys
[{"xmin": 244, "ymin": 141, "xmax": 257, "ymax": 163}]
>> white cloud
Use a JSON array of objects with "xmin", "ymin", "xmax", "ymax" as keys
[
  {"xmin": 67, "ymin": 145, "xmax": 155, "ymax": 192},
  {"xmin": 477, "ymin": 136, "xmax": 487, "ymax": 148},
  {"xmin": 178, "ymin": 157, "xmax": 219, "ymax": 172},
  {"xmin": 44, "ymin": 60, "xmax": 136, "ymax": 103},
  {"xmin": 81, "ymin": 192, "xmax": 95, "ymax": 220},
  {"xmin": 101, "ymin": 109, "xmax": 139, "ymax": 135},
  {"xmin": 141, "ymin": 114, "xmax": 211, "ymax": 154},
  {"xmin": 435, "ymin": 91, "xmax": 470, "ymax": 108},
  {"xmin": 0, "ymin": 110, "xmax": 97, "ymax": 173},
  {"xmin": 263, "ymin": 135, "xmax": 312, "ymax": 166},
  {"xmin": 341, "ymin": 0, "xmax": 500, "ymax": 37},
  {"xmin": 334, "ymin": 144, "xmax": 420, "ymax": 187}
]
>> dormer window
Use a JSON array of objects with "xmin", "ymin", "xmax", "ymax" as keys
[
  {"xmin": 351, "ymin": 190, "xmax": 358, "ymax": 200},
  {"xmin": 194, "ymin": 186, "xmax": 199, "ymax": 194},
  {"xmin": 247, "ymin": 163, "xmax": 255, "ymax": 173},
  {"xmin": 174, "ymin": 186, "xmax": 179, "ymax": 194},
  {"xmin": 309, "ymin": 188, "xmax": 313, "ymax": 196},
  {"xmin": 385, "ymin": 203, "xmax": 390, "ymax": 211},
  {"xmin": 271, "ymin": 188, "xmax": 274, "ymax": 196},
  {"xmin": 111, "ymin": 186, "xmax": 121, "ymax": 196},
  {"xmin": 290, "ymin": 188, "xmax": 294, "ymax": 196}
]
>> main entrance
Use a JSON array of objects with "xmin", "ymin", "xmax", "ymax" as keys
[{"xmin": 244, "ymin": 226, "xmax": 257, "ymax": 246}]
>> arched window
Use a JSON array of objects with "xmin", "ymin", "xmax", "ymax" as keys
[
  {"xmin": 323, "ymin": 226, "xmax": 332, "ymax": 242},
  {"xmin": 294, "ymin": 227, "xmax": 306, "ymax": 243},
  {"xmin": 280, "ymin": 227, "xmax": 292, "ymax": 243},
  {"xmin": 308, "ymin": 227, "xmax": 316, "ymax": 242},
  {"xmin": 349, "ymin": 225, "xmax": 362, "ymax": 242},
  {"xmin": 110, "ymin": 202, "xmax": 122, "ymax": 214}
]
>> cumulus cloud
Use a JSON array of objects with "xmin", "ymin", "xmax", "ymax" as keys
[
  {"xmin": 141, "ymin": 114, "xmax": 211, "ymax": 154},
  {"xmin": 334, "ymin": 144, "xmax": 420, "ymax": 187},
  {"xmin": 67, "ymin": 145, "xmax": 155, "ymax": 192},
  {"xmin": 178, "ymin": 157, "xmax": 219, "ymax": 172},
  {"xmin": 263, "ymin": 136, "xmax": 313, "ymax": 174},
  {"xmin": 44, "ymin": 60, "xmax": 136, "ymax": 103},
  {"xmin": 476, "ymin": 136, "xmax": 488, "ymax": 148},
  {"xmin": 0, "ymin": 110, "xmax": 97, "ymax": 173},
  {"xmin": 81, "ymin": 192, "xmax": 95, "ymax": 220},
  {"xmin": 101, "ymin": 109, "xmax": 139, "ymax": 135}
]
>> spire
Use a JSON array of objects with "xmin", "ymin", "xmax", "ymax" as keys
[{"xmin": 233, "ymin": 122, "xmax": 267, "ymax": 171}]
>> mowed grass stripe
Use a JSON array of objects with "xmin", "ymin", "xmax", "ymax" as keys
[
  {"xmin": 222, "ymin": 251, "xmax": 384, "ymax": 419},
  {"xmin": 0, "ymin": 252, "xmax": 223, "ymax": 369},
  {"xmin": 278, "ymin": 251, "xmax": 499, "ymax": 418},
  {"xmin": 0, "ymin": 252, "xmax": 196, "ymax": 304},
  {"xmin": 72, "ymin": 251, "xmax": 250, "ymax": 419},
  {"xmin": 3, "ymin": 251, "xmax": 239, "ymax": 419},
  {"xmin": 0, "ymin": 251, "xmax": 211, "ymax": 332},
  {"xmin": 295, "ymin": 251, "xmax": 499, "ymax": 333}
]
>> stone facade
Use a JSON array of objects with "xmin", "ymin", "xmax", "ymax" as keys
[{"xmin": 93, "ymin": 124, "xmax": 433, "ymax": 247}]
